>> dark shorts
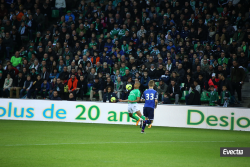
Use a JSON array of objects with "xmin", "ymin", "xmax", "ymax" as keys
[{"xmin": 143, "ymin": 107, "xmax": 154, "ymax": 120}]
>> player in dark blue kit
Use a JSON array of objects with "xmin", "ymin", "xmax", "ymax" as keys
[{"xmin": 140, "ymin": 80, "xmax": 158, "ymax": 133}]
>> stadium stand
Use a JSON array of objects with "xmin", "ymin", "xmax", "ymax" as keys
[{"xmin": 0, "ymin": 0, "xmax": 249, "ymax": 107}]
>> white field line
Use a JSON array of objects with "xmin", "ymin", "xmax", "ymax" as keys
[{"xmin": 1, "ymin": 141, "xmax": 235, "ymax": 147}]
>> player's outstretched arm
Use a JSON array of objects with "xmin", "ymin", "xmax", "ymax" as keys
[
  {"xmin": 128, "ymin": 97, "xmax": 140, "ymax": 103},
  {"xmin": 119, "ymin": 99, "xmax": 128, "ymax": 102}
]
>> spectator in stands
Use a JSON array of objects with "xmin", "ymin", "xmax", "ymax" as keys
[
  {"xmin": 90, "ymin": 76, "xmax": 102, "ymax": 101},
  {"xmin": 4, "ymin": 64, "xmax": 15, "ymax": 79},
  {"xmin": 20, "ymin": 75, "xmax": 33, "ymax": 98},
  {"xmin": 30, "ymin": 68, "xmax": 38, "ymax": 81},
  {"xmin": 218, "ymin": 52, "xmax": 228, "ymax": 66},
  {"xmin": 103, "ymin": 77, "xmax": 114, "ymax": 94},
  {"xmin": 102, "ymin": 63, "xmax": 110, "ymax": 76},
  {"xmin": 208, "ymin": 73, "xmax": 219, "ymax": 90},
  {"xmin": 10, "ymin": 72, "xmax": 25, "ymax": 98},
  {"xmin": 122, "ymin": 69, "xmax": 132, "ymax": 82},
  {"xmin": 162, "ymin": 93, "xmax": 171, "ymax": 104},
  {"xmin": 170, "ymin": 71, "xmax": 180, "ymax": 85},
  {"xmin": 220, "ymin": 85, "xmax": 231, "ymax": 107},
  {"xmin": 27, "ymin": 75, "xmax": 43, "ymax": 99},
  {"xmin": 207, "ymin": 85, "xmax": 219, "ymax": 106},
  {"xmin": 3, "ymin": 73, "xmax": 13, "ymax": 97},
  {"xmin": 157, "ymin": 79, "xmax": 168, "ymax": 102},
  {"xmin": 148, "ymin": 64, "xmax": 157, "ymax": 80},
  {"xmin": 167, "ymin": 80, "xmax": 180, "ymax": 104},
  {"xmin": 175, "ymin": 64, "xmax": 185, "ymax": 82},
  {"xmin": 218, "ymin": 73, "xmax": 232, "ymax": 95},
  {"xmin": 231, "ymin": 61, "xmax": 246, "ymax": 103},
  {"xmin": 55, "ymin": 0, "xmax": 66, "ymax": 17},
  {"xmin": 192, "ymin": 58, "xmax": 200, "ymax": 72},
  {"xmin": 49, "ymin": 78, "xmax": 57, "ymax": 99},
  {"xmin": 76, "ymin": 75, "xmax": 87, "ymax": 100},
  {"xmin": 67, "ymin": 61, "xmax": 78, "ymax": 73},
  {"xmin": 49, "ymin": 68, "xmax": 59, "ymax": 81},
  {"xmin": 67, "ymin": 74, "xmax": 78, "ymax": 96},
  {"xmin": 33, "ymin": 9, "xmax": 45, "ymax": 31},
  {"xmin": 19, "ymin": 21, "xmax": 28, "ymax": 41},
  {"xmin": 161, "ymin": 70, "xmax": 171, "ymax": 85},
  {"xmin": 59, "ymin": 66, "xmax": 69, "ymax": 82},
  {"xmin": 201, "ymin": 59, "xmax": 209, "ymax": 73},
  {"xmin": 40, "ymin": 67, "xmax": 50, "ymax": 81},
  {"xmin": 68, "ymin": 92, "xmax": 76, "ymax": 101},
  {"xmin": 198, "ymin": 74, "xmax": 205, "ymax": 91},
  {"xmin": 53, "ymin": 78, "xmax": 64, "ymax": 99},
  {"xmin": 145, "ymin": 56, "xmax": 155, "ymax": 69},
  {"xmin": 87, "ymin": 68, "xmax": 96, "ymax": 86},
  {"xmin": 10, "ymin": 51, "xmax": 22, "ymax": 70},
  {"xmin": 3, "ymin": 32, "xmax": 13, "ymax": 60},
  {"xmin": 185, "ymin": 80, "xmax": 201, "ymax": 105},
  {"xmin": 65, "ymin": 11, "xmax": 75, "ymax": 22},
  {"xmin": 119, "ymin": 62, "xmax": 129, "ymax": 76},
  {"xmin": 103, "ymin": 86, "xmax": 118, "ymax": 103},
  {"xmin": 41, "ymin": 79, "xmax": 50, "ymax": 99},
  {"xmin": 238, "ymin": 52, "xmax": 248, "ymax": 70},
  {"xmin": 188, "ymin": 84, "xmax": 201, "ymax": 105},
  {"xmin": 140, "ymin": 71, "xmax": 150, "ymax": 91},
  {"xmin": 51, "ymin": 91, "xmax": 62, "ymax": 100},
  {"xmin": 114, "ymin": 76, "xmax": 123, "ymax": 99},
  {"xmin": 233, "ymin": 26, "xmax": 245, "ymax": 43},
  {"xmin": 182, "ymin": 74, "xmax": 193, "ymax": 92}
]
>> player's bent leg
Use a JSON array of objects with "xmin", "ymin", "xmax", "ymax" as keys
[
  {"xmin": 132, "ymin": 112, "xmax": 140, "ymax": 126},
  {"xmin": 136, "ymin": 110, "xmax": 145, "ymax": 120},
  {"xmin": 134, "ymin": 111, "xmax": 144, "ymax": 126},
  {"xmin": 128, "ymin": 113, "xmax": 133, "ymax": 118},
  {"xmin": 128, "ymin": 104, "xmax": 139, "ymax": 121}
]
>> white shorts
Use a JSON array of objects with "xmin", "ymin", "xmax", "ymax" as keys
[{"xmin": 128, "ymin": 103, "xmax": 139, "ymax": 113}]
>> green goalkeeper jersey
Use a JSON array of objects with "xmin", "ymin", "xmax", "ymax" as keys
[{"xmin": 128, "ymin": 89, "xmax": 140, "ymax": 104}]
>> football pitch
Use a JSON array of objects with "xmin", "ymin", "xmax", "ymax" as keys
[{"xmin": 0, "ymin": 120, "xmax": 249, "ymax": 167}]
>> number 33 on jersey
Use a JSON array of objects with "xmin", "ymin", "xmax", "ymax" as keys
[{"xmin": 141, "ymin": 89, "xmax": 158, "ymax": 109}]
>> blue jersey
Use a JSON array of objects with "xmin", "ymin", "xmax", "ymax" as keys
[{"xmin": 141, "ymin": 89, "xmax": 158, "ymax": 109}]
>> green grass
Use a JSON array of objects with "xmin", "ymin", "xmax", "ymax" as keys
[{"xmin": 0, "ymin": 120, "xmax": 249, "ymax": 167}]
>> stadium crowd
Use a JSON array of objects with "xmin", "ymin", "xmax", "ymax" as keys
[{"xmin": 0, "ymin": 0, "xmax": 249, "ymax": 106}]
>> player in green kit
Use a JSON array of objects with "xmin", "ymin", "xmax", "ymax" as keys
[{"xmin": 119, "ymin": 82, "xmax": 146, "ymax": 126}]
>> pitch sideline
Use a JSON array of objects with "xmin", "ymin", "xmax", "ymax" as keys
[{"xmin": 1, "ymin": 141, "xmax": 236, "ymax": 147}]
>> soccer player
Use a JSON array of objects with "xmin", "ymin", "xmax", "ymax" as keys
[
  {"xmin": 140, "ymin": 80, "xmax": 158, "ymax": 133},
  {"xmin": 119, "ymin": 82, "xmax": 145, "ymax": 126}
]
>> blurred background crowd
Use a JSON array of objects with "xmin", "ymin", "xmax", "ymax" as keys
[{"xmin": 0, "ymin": 0, "xmax": 249, "ymax": 106}]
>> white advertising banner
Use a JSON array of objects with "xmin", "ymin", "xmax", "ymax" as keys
[{"xmin": 0, "ymin": 99, "xmax": 249, "ymax": 131}]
